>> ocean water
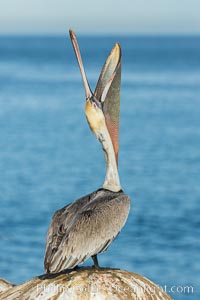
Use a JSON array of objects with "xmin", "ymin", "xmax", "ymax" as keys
[{"xmin": 0, "ymin": 35, "xmax": 199, "ymax": 299}]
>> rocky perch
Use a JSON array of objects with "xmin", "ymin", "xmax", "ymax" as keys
[{"xmin": 0, "ymin": 268, "xmax": 173, "ymax": 300}]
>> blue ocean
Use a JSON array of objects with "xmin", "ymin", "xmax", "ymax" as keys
[{"xmin": 0, "ymin": 35, "xmax": 199, "ymax": 299}]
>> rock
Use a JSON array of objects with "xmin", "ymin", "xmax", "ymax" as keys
[
  {"xmin": 0, "ymin": 278, "xmax": 15, "ymax": 293},
  {"xmin": 0, "ymin": 268, "xmax": 173, "ymax": 300}
]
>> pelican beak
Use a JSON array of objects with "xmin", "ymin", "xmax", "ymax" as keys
[
  {"xmin": 94, "ymin": 43, "xmax": 121, "ymax": 165},
  {"xmin": 69, "ymin": 29, "xmax": 121, "ymax": 165},
  {"xmin": 69, "ymin": 29, "xmax": 92, "ymax": 99}
]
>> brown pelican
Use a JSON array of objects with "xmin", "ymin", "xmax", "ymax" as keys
[{"xmin": 44, "ymin": 30, "xmax": 130, "ymax": 273}]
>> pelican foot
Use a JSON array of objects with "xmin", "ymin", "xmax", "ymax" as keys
[{"xmin": 92, "ymin": 255, "xmax": 100, "ymax": 269}]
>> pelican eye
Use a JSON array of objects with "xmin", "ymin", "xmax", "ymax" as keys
[
  {"xmin": 92, "ymin": 102, "xmax": 97, "ymax": 109},
  {"xmin": 91, "ymin": 96, "xmax": 101, "ymax": 109}
]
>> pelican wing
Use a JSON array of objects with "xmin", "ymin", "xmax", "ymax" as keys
[
  {"xmin": 44, "ymin": 190, "xmax": 100, "ymax": 273},
  {"xmin": 47, "ymin": 193, "xmax": 130, "ymax": 273},
  {"xmin": 94, "ymin": 44, "xmax": 121, "ymax": 164}
]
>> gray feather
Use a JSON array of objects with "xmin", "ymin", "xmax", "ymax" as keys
[{"xmin": 44, "ymin": 189, "xmax": 130, "ymax": 273}]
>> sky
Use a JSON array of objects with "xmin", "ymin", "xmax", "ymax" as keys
[{"xmin": 0, "ymin": 0, "xmax": 200, "ymax": 35}]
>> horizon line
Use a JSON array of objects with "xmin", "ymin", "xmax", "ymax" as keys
[{"xmin": 0, "ymin": 31, "xmax": 200, "ymax": 37}]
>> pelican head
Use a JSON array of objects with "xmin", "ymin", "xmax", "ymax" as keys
[
  {"xmin": 69, "ymin": 29, "xmax": 121, "ymax": 192},
  {"xmin": 84, "ymin": 95, "xmax": 105, "ymax": 134}
]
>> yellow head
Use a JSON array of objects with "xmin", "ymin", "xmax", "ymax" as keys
[{"xmin": 85, "ymin": 97, "xmax": 106, "ymax": 135}]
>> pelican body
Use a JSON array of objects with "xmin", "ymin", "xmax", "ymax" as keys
[{"xmin": 44, "ymin": 30, "xmax": 130, "ymax": 273}]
